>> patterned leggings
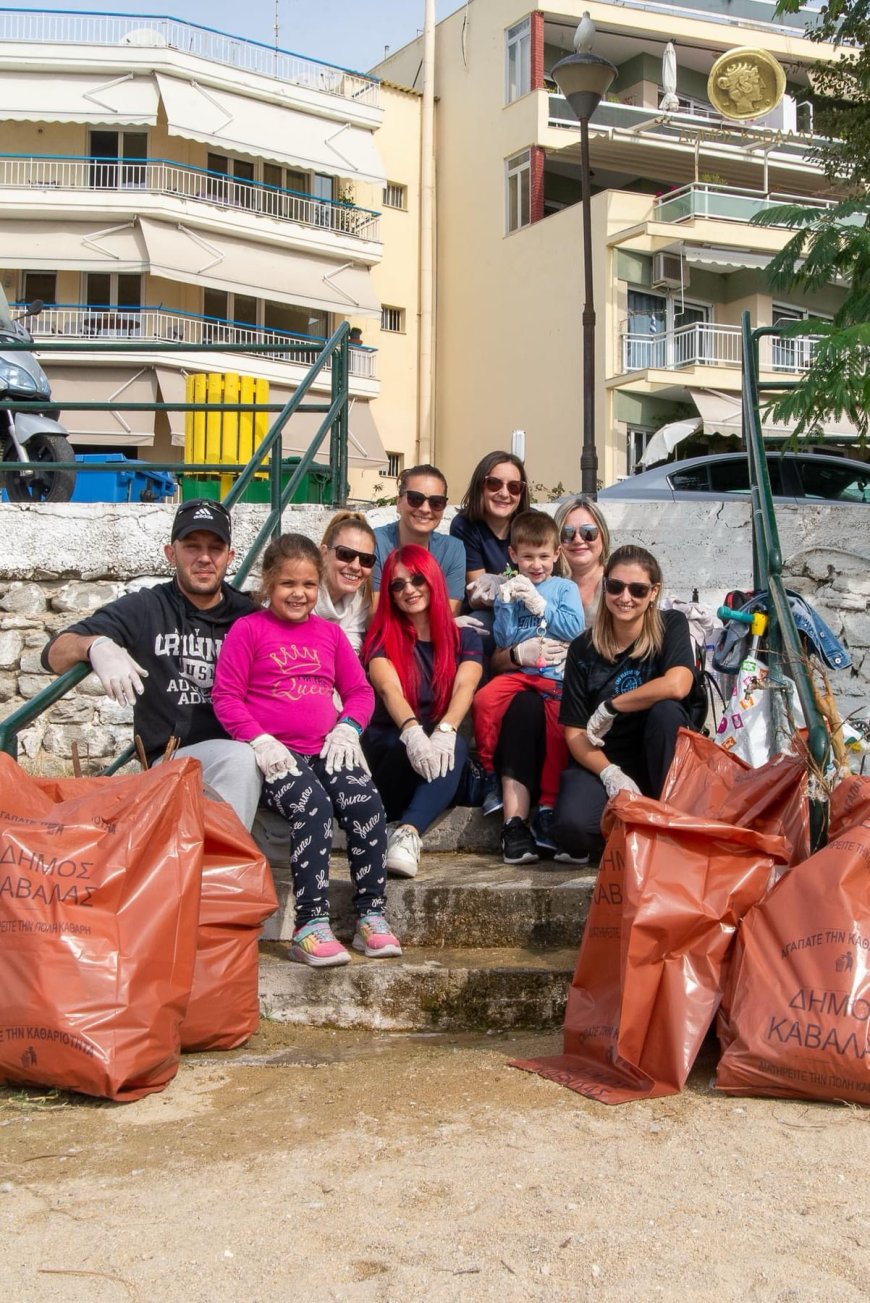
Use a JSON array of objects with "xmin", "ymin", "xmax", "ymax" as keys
[{"xmin": 262, "ymin": 755, "xmax": 387, "ymax": 928}]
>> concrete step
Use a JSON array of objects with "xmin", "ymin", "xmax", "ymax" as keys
[
  {"xmin": 261, "ymin": 852, "xmax": 597, "ymax": 946},
  {"xmin": 258, "ymin": 944, "xmax": 577, "ymax": 1032}
]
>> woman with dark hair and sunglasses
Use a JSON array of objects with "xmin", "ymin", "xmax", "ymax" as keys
[
  {"xmin": 552, "ymin": 544, "xmax": 696, "ymax": 862},
  {"xmin": 315, "ymin": 511, "xmax": 377, "ymax": 653},
  {"xmin": 450, "ymin": 451, "xmax": 530, "ymax": 618},
  {"xmin": 371, "ymin": 464, "xmax": 466, "ymax": 614},
  {"xmin": 362, "ymin": 545, "xmax": 483, "ymax": 878}
]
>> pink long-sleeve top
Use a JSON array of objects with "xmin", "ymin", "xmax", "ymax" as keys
[{"xmin": 212, "ymin": 609, "xmax": 374, "ymax": 755}]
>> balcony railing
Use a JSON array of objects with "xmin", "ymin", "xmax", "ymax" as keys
[
  {"xmin": 0, "ymin": 8, "xmax": 379, "ymax": 106},
  {"xmin": 0, "ymin": 155, "xmax": 381, "ymax": 241},
  {"xmin": 619, "ymin": 322, "xmax": 817, "ymax": 373},
  {"xmin": 29, "ymin": 306, "xmax": 377, "ymax": 379},
  {"xmin": 654, "ymin": 183, "xmax": 835, "ymax": 225}
]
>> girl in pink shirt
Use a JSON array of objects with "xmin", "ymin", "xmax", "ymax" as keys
[{"xmin": 213, "ymin": 533, "xmax": 400, "ymax": 968}]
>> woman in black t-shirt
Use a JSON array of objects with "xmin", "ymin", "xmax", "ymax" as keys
[{"xmin": 552, "ymin": 545, "xmax": 696, "ymax": 860}]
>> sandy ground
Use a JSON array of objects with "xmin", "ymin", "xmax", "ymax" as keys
[{"xmin": 2, "ymin": 1023, "xmax": 869, "ymax": 1302}]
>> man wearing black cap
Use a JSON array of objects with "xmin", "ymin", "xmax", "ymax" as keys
[{"xmin": 42, "ymin": 498, "xmax": 261, "ymax": 827}]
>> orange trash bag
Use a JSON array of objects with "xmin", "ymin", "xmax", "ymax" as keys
[
  {"xmin": 180, "ymin": 796, "xmax": 277, "ymax": 1052},
  {"xmin": 830, "ymin": 773, "xmax": 870, "ymax": 839},
  {"xmin": 33, "ymin": 777, "xmax": 277, "ymax": 1054},
  {"xmin": 716, "ymin": 819, "xmax": 870, "ymax": 1105},
  {"xmin": 0, "ymin": 755, "xmax": 204, "ymax": 1101},
  {"xmin": 513, "ymin": 793, "xmax": 788, "ymax": 1104},
  {"xmin": 661, "ymin": 728, "xmax": 810, "ymax": 865}
]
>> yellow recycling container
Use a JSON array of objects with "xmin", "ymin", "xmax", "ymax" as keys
[{"xmin": 184, "ymin": 372, "xmax": 270, "ymax": 497}]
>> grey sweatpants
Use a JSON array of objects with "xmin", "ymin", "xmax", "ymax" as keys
[{"xmin": 172, "ymin": 738, "xmax": 262, "ymax": 830}]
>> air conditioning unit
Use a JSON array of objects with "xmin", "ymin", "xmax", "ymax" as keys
[{"xmin": 652, "ymin": 251, "xmax": 684, "ymax": 290}]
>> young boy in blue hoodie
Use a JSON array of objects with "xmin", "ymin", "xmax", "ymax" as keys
[{"xmin": 471, "ymin": 510, "xmax": 584, "ymax": 864}]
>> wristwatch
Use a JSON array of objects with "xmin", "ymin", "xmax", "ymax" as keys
[
  {"xmin": 602, "ymin": 699, "xmax": 619, "ymax": 717},
  {"xmin": 436, "ymin": 721, "xmax": 456, "ymax": 734}
]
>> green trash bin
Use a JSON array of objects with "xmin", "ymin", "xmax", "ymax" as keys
[{"xmin": 182, "ymin": 460, "xmax": 334, "ymax": 506}]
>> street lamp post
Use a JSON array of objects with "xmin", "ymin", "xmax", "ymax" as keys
[{"xmin": 551, "ymin": 15, "xmax": 617, "ymax": 498}]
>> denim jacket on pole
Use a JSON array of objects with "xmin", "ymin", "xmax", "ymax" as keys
[{"xmin": 748, "ymin": 589, "xmax": 851, "ymax": 671}]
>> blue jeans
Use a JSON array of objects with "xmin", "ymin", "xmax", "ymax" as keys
[{"xmin": 364, "ymin": 728, "xmax": 469, "ymax": 834}]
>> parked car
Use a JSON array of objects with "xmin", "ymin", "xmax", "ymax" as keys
[{"xmin": 599, "ymin": 452, "xmax": 870, "ymax": 504}]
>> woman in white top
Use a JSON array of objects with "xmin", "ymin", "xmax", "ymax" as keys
[{"xmin": 314, "ymin": 511, "xmax": 376, "ymax": 653}]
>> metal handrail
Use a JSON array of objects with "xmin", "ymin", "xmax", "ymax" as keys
[
  {"xmin": 741, "ymin": 309, "xmax": 829, "ymax": 848},
  {"xmin": 0, "ymin": 322, "xmax": 351, "ymax": 762}
]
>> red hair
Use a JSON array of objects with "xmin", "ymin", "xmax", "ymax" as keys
[{"xmin": 363, "ymin": 545, "xmax": 460, "ymax": 718}]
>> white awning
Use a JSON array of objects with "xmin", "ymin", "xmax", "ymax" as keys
[
  {"xmin": 155, "ymin": 73, "xmax": 386, "ymax": 184},
  {"xmin": 46, "ymin": 365, "xmax": 159, "ymax": 445},
  {"xmin": 138, "ymin": 217, "xmax": 380, "ymax": 316},
  {"xmin": 683, "ymin": 248, "xmax": 773, "ymax": 274},
  {"xmin": 154, "ymin": 366, "xmax": 189, "ymax": 440},
  {"xmin": 0, "ymin": 71, "xmax": 158, "ymax": 125},
  {"xmin": 273, "ymin": 396, "xmax": 387, "ymax": 468},
  {"xmin": 691, "ymin": 388, "xmax": 859, "ymax": 439},
  {"xmin": 0, "ymin": 220, "xmax": 147, "ymax": 271}
]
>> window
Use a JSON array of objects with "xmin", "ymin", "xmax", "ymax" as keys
[
  {"xmin": 23, "ymin": 272, "xmax": 56, "ymax": 307},
  {"xmin": 797, "ymin": 458, "xmax": 870, "ymax": 502},
  {"xmin": 386, "ymin": 451, "xmax": 404, "ymax": 478},
  {"xmin": 89, "ymin": 130, "xmax": 147, "ymax": 188},
  {"xmin": 624, "ymin": 289, "xmax": 709, "ymax": 369},
  {"xmin": 207, "ymin": 153, "xmax": 256, "ymax": 208},
  {"xmin": 505, "ymin": 150, "xmax": 531, "ymax": 233},
  {"xmin": 383, "ymin": 181, "xmax": 407, "ymax": 210},
  {"xmin": 627, "ymin": 428, "xmax": 654, "ymax": 476},
  {"xmin": 84, "ymin": 273, "xmax": 141, "ymax": 335},
  {"xmin": 381, "ymin": 306, "xmax": 405, "ymax": 333},
  {"xmin": 771, "ymin": 305, "xmax": 824, "ymax": 372},
  {"xmin": 505, "ymin": 16, "xmax": 531, "ymax": 104}
]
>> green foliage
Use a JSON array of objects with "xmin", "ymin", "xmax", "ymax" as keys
[
  {"xmin": 775, "ymin": 0, "xmax": 870, "ymax": 189},
  {"xmin": 752, "ymin": 199, "xmax": 870, "ymax": 438}
]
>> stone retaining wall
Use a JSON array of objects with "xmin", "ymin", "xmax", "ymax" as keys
[{"xmin": 1, "ymin": 499, "xmax": 868, "ymax": 771}]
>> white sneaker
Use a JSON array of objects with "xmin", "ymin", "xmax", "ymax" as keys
[{"xmin": 386, "ymin": 824, "xmax": 421, "ymax": 878}]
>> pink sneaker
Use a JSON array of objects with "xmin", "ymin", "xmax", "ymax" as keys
[
  {"xmin": 352, "ymin": 913, "xmax": 402, "ymax": 958},
  {"xmin": 288, "ymin": 918, "xmax": 350, "ymax": 968}
]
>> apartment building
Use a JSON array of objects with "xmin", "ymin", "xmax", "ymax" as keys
[
  {"xmin": 0, "ymin": 9, "xmax": 421, "ymax": 498},
  {"xmin": 376, "ymin": 0, "xmax": 848, "ymax": 494}
]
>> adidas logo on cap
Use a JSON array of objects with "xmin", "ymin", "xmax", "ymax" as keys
[{"xmin": 193, "ymin": 505, "xmax": 216, "ymax": 520}]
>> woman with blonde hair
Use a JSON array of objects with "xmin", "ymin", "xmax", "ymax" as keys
[
  {"xmin": 553, "ymin": 495, "xmax": 610, "ymax": 622},
  {"xmin": 314, "ymin": 510, "xmax": 376, "ymax": 652},
  {"xmin": 552, "ymin": 544, "xmax": 696, "ymax": 862}
]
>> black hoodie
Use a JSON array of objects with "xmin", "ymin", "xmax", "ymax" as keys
[{"xmin": 43, "ymin": 580, "xmax": 257, "ymax": 762}]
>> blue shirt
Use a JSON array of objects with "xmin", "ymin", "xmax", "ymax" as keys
[
  {"xmin": 372, "ymin": 522, "xmax": 467, "ymax": 602},
  {"xmin": 493, "ymin": 575, "xmax": 584, "ymax": 682},
  {"xmin": 449, "ymin": 513, "xmax": 512, "ymax": 577}
]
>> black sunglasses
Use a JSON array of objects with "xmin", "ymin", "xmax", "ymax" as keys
[
  {"xmin": 329, "ymin": 544, "xmax": 376, "ymax": 570},
  {"xmin": 483, "ymin": 475, "xmax": 524, "ymax": 497},
  {"xmin": 402, "ymin": 489, "xmax": 448, "ymax": 512},
  {"xmin": 561, "ymin": 524, "xmax": 600, "ymax": 543},
  {"xmin": 604, "ymin": 578, "xmax": 654, "ymax": 599},
  {"xmin": 389, "ymin": 572, "xmax": 427, "ymax": 596}
]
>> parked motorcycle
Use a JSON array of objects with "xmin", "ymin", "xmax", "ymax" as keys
[{"xmin": 0, "ymin": 286, "xmax": 75, "ymax": 503}]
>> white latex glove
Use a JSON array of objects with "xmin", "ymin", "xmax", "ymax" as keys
[
  {"xmin": 513, "ymin": 637, "xmax": 567, "ymax": 670},
  {"xmin": 454, "ymin": 614, "xmax": 487, "ymax": 631},
  {"xmin": 400, "ymin": 724, "xmax": 439, "ymax": 783},
  {"xmin": 250, "ymin": 733, "xmax": 301, "ymax": 780},
  {"xmin": 88, "ymin": 637, "xmax": 148, "ymax": 706},
  {"xmin": 600, "ymin": 764, "xmax": 642, "ymax": 800},
  {"xmin": 466, "ymin": 573, "xmax": 501, "ymax": 607},
  {"xmin": 502, "ymin": 574, "xmax": 546, "ymax": 618},
  {"xmin": 429, "ymin": 728, "xmax": 457, "ymax": 778},
  {"xmin": 585, "ymin": 700, "xmax": 618, "ymax": 747},
  {"xmin": 320, "ymin": 722, "xmax": 370, "ymax": 775}
]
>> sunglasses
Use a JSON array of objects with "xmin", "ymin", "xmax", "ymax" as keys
[
  {"xmin": 389, "ymin": 572, "xmax": 428, "ymax": 596},
  {"xmin": 604, "ymin": 578, "xmax": 654, "ymax": 599},
  {"xmin": 402, "ymin": 489, "xmax": 448, "ymax": 512},
  {"xmin": 483, "ymin": 475, "xmax": 525, "ymax": 497},
  {"xmin": 561, "ymin": 524, "xmax": 600, "ymax": 543},
  {"xmin": 329, "ymin": 544, "xmax": 376, "ymax": 570}
]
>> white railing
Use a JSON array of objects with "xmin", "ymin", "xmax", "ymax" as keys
[
  {"xmin": 654, "ymin": 183, "xmax": 836, "ymax": 225},
  {"xmin": 619, "ymin": 322, "xmax": 817, "ymax": 373},
  {"xmin": 0, "ymin": 155, "xmax": 381, "ymax": 241},
  {"xmin": 0, "ymin": 9, "xmax": 379, "ymax": 106},
  {"xmin": 31, "ymin": 307, "xmax": 377, "ymax": 379}
]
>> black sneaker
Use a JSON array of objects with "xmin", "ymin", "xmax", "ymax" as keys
[
  {"xmin": 501, "ymin": 817, "xmax": 539, "ymax": 865},
  {"xmin": 530, "ymin": 805, "xmax": 558, "ymax": 851}
]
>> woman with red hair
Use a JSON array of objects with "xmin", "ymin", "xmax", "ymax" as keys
[{"xmin": 363, "ymin": 545, "xmax": 483, "ymax": 877}]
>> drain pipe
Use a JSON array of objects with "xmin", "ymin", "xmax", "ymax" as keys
[{"xmin": 417, "ymin": 0, "xmax": 436, "ymax": 463}]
